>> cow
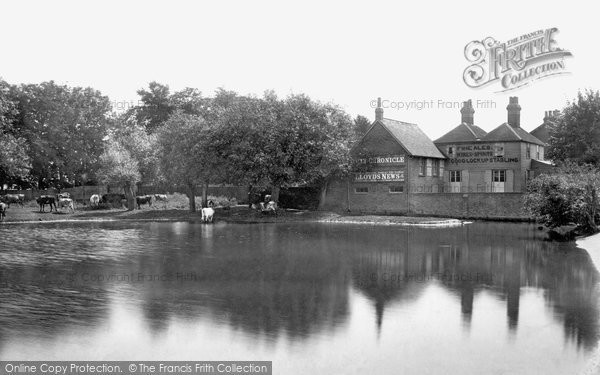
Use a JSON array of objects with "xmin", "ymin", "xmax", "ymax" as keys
[
  {"xmin": 36, "ymin": 196, "xmax": 56, "ymax": 212},
  {"xmin": 90, "ymin": 194, "xmax": 100, "ymax": 207},
  {"xmin": 0, "ymin": 194, "xmax": 24, "ymax": 207},
  {"xmin": 261, "ymin": 201, "xmax": 277, "ymax": 216},
  {"xmin": 154, "ymin": 194, "xmax": 168, "ymax": 208},
  {"xmin": 0, "ymin": 202, "xmax": 7, "ymax": 222},
  {"xmin": 201, "ymin": 207, "xmax": 215, "ymax": 223},
  {"xmin": 57, "ymin": 192, "xmax": 71, "ymax": 200},
  {"xmin": 57, "ymin": 198, "xmax": 75, "ymax": 213},
  {"xmin": 136, "ymin": 195, "xmax": 153, "ymax": 209}
]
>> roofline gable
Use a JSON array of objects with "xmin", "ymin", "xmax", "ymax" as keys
[{"xmin": 350, "ymin": 120, "xmax": 411, "ymax": 156}]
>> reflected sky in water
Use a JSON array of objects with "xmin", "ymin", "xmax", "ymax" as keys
[{"xmin": 0, "ymin": 221, "xmax": 598, "ymax": 374}]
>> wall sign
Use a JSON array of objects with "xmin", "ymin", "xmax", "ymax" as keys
[
  {"xmin": 355, "ymin": 171, "xmax": 405, "ymax": 182},
  {"xmin": 355, "ymin": 155, "xmax": 405, "ymax": 165},
  {"xmin": 448, "ymin": 157, "xmax": 519, "ymax": 164},
  {"xmin": 447, "ymin": 143, "xmax": 517, "ymax": 164}
]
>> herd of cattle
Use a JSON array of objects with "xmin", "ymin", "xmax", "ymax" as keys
[{"xmin": 0, "ymin": 193, "xmax": 215, "ymax": 222}]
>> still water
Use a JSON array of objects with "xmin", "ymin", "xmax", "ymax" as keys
[{"xmin": 0, "ymin": 221, "xmax": 598, "ymax": 374}]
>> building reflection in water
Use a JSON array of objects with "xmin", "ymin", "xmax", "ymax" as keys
[
  {"xmin": 0, "ymin": 221, "xmax": 598, "ymax": 352},
  {"xmin": 348, "ymin": 223, "xmax": 599, "ymax": 348}
]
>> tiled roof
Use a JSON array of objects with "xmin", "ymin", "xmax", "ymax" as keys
[
  {"xmin": 379, "ymin": 118, "xmax": 445, "ymax": 158},
  {"xmin": 530, "ymin": 123, "xmax": 553, "ymax": 145},
  {"xmin": 481, "ymin": 123, "xmax": 545, "ymax": 146},
  {"xmin": 434, "ymin": 123, "xmax": 488, "ymax": 143}
]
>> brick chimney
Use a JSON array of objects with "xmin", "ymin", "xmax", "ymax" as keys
[
  {"xmin": 460, "ymin": 99, "xmax": 475, "ymax": 125},
  {"xmin": 375, "ymin": 97, "xmax": 383, "ymax": 121},
  {"xmin": 543, "ymin": 109, "xmax": 560, "ymax": 123},
  {"xmin": 507, "ymin": 97, "xmax": 521, "ymax": 128}
]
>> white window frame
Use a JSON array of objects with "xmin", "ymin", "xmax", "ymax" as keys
[
  {"xmin": 492, "ymin": 170, "xmax": 506, "ymax": 182},
  {"xmin": 419, "ymin": 158, "xmax": 426, "ymax": 176},
  {"xmin": 450, "ymin": 170, "xmax": 461, "ymax": 183}
]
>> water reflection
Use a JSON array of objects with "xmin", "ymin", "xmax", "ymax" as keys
[{"xmin": 0, "ymin": 221, "xmax": 598, "ymax": 371}]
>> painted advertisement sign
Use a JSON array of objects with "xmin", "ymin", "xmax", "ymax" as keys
[{"xmin": 355, "ymin": 171, "xmax": 405, "ymax": 182}]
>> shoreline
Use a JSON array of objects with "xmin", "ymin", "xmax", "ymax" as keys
[{"xmin": 1, "ymin": 205, "xmax": 466, "ymax": 227}]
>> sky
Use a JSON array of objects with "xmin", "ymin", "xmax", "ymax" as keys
[{"xmin": 0, "ymin": 0, "xmax": 597, "ymax": 139}]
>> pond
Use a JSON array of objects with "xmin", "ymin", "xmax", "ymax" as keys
[{"xmin": 0, "ymin": 221, "xmax": 598, "ymax": 374}]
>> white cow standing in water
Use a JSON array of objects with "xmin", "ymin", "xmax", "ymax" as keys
[{"xmin": 201, "ymin": 207, "xmax": 214, "ymax": 223}]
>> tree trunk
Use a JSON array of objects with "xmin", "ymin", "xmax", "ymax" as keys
[
  {"xmin": 271, "ymin": 185, "xmax": 281, "ymax": 203},
  {"xmin": 124, "ymin": 182, "xmax": 135, "ymax": 211},
  {"xmin": 584, "ymin": 184, "xmax": 598, "ymax": 233},
  {"xmin": 187, "ymin": 184, "xmax": 197, "ymax": 213},
  {"xmin": 201, "ymin": 180, "xmax": 209, "ymax": 208},
  {"xmin": 318, "ymin": 179, "xmax": 329, "ymax": 211}
]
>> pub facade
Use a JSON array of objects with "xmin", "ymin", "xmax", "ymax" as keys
[
  {"xmin": 434, "ymin": 97, "xmax": 547, "ymax": 193},
  {"xmin": 321, "ymin": 96, "xmax": 553, "ymax": 218},
  {"xmin": 348, "ymin": 98, "xmax": 446, "ymax": 212}
]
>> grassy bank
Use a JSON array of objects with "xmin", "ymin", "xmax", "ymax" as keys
[{"xmin": 0, "ymin": 200, "xmax": 463, "ymax": 226}]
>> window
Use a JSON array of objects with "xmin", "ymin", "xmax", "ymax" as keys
[
  {"xmin": 426, "ymin": 159, "xmax": 432, "ymax": 176},
  {"xmin": 355, "ymin": 187, "xmax": 368, "ymax": 194},
  {"xmin": 536, "ymin": 145, "xmax": 540, "ymax": 160},
  {"xmin": 419, "ymin": 158, "xmax": 426, "ymax": 176},
  {"xmin": 432, "ymin": 159, "xmax": 440, "ymax": 176},
  {"xmin": 389, "ymin": 185, "xmax": 404, "ymax": 193},
  {"xmin": 493, "ymin": 143, "xmax": 505, "ymax": 157},
  {"xmin": 526, "ymin": 144, "xmax": 531, "ymax": 159},
  {"xmin": 492, "ymin": 170, "xmax": 506, "ymax": 182},
  {"xmin": 450, "ymin": 170, "xmax": 461, "ymax": 183}
]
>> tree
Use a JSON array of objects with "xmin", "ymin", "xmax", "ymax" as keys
[
  {"xmin": 548, "ymin": 90, "xmax": 600, "ymax": 165},
  {"xmin": 210, "ymin": 92, "xmax": 354, "ymax": 204},
  {"xmin": 12, "ymin": 81, "xmax": 112, "ymax": 188},
  {"xmin": 525, "ymin": 163, "xmax": 599, "ymax": 234},
  {"xmin": 0, "ymin": 79, "xmax": 31, "ymax": 186},
  {"xmin": 353, "ymin": 115, "xmax": 372, "ymax": 140},
  {"xmin": 134, "ymin": 82, "xmax": 174, "ymax": 133},
  {"xmin": 157, "ymin": 112, "xmax": 222, "ymax": 212},
  {"xmin": 96, "ymin": 141, "xmax": 141, "ymax": 210},
  {"xmin": 133, "ymin": 83, "xmax": 205, "ymax": 133},
  {"xmin": 108, "ymin": 113, "xmax": 161, "ymax": 187}
]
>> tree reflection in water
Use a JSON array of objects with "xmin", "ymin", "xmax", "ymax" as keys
[{"xmin": 0, "ymin": 221, "xmax": 598, "ymax": 352}]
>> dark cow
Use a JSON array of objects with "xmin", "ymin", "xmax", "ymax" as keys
[
  {"xmin": 36, "ymin": 196, "xmax": 56, "ymax": 212},
  {"xmin": 0, "ymin": 202, "xmax": 7, "ymax": 222},
  {"xmin": 101, "ymin": 193, "xmax": 126, "ymax": 208},
  {"xmin": 136, "ymin": 195, "xmax": 153, "ymax": 209},
  {"xmin": 0, "ymin": 194, "xmax": 24, "ymax": 207}
]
